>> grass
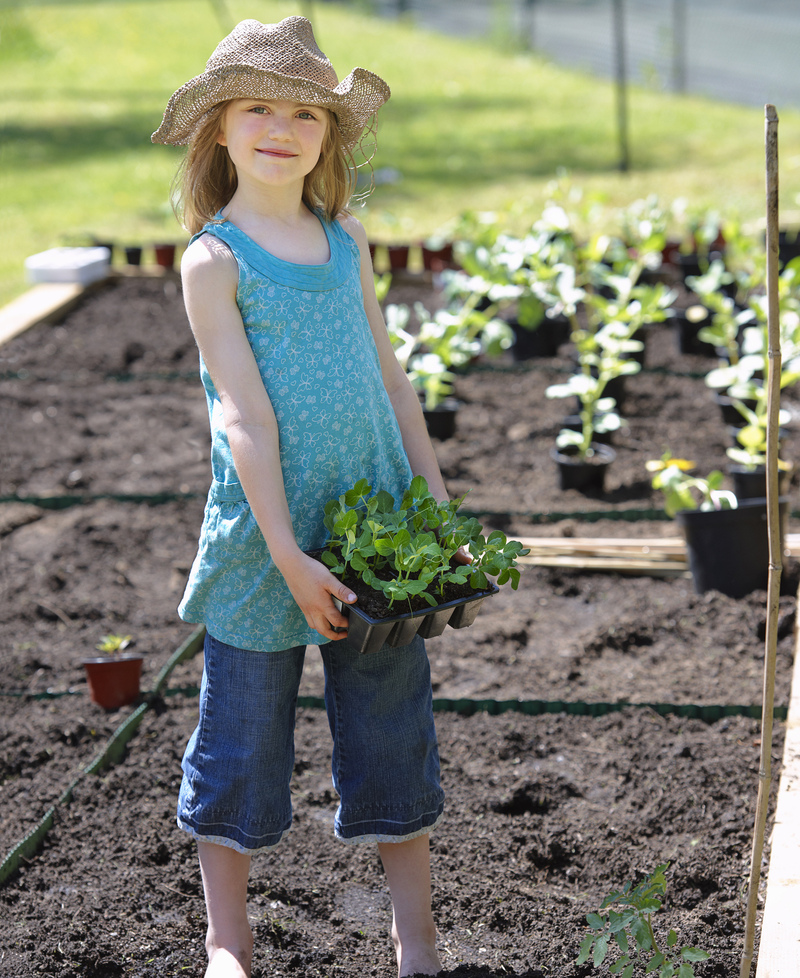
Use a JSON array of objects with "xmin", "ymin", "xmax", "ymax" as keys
[{"xmin": 3, "ymin": 0, "xmax": 800, "ymax": 306}]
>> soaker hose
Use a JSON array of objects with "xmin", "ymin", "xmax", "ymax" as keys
[{"xmin": 0, "ymin": 624, "xmax": 205, "ymax": 888}]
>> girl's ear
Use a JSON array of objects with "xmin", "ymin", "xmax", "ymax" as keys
[{"xmin": 216, "ymin": 130, "xmax": 227, "ymax": 147}]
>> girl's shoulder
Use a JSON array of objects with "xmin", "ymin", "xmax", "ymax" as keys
[
  {"xmin": 334, "ymin": 213, "xmax": 369, "ymax": 264},
  {"xmin": 181, "ymin": 231, "xmax": 238, "ymax": 290},
  {"xmin": 335, "ymin": 211, "xmax": 367, "ymax": 244}
]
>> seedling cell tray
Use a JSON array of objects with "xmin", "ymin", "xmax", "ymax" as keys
[{"xmin": 335, "ymin": 582, "xmax": 499, "ymax": 655}]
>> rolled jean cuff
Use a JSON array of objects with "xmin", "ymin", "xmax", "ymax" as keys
[
  {"xmin": 176, "ymin": 814, "xmax": 289, "ymax": 855},
  {"xmin": 334, "ymin": 801, "xmax": 444, "ymax": 845}
]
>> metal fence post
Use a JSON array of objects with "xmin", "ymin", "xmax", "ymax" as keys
[{"xmin": 612, "ymin": 0, "xmax": 630, "ymax": 172}]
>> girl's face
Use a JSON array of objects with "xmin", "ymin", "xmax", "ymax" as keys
[{"xmin": 217, "ymin": 99, "xmax": 328, "ymax": 190}]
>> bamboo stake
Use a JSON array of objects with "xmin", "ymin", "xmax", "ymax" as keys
[{"xmin": 740, "ymin": 103, "xmax": 783, "ymax": 978}]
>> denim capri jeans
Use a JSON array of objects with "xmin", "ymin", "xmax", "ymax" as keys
[{"xmin": 177, "ymin": 631, "xmax": 445, "ymax": 854}]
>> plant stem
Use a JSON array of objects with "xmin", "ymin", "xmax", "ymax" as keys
[{"xmin": 646, "ymin": 916, "xmax": 661, "ymax": 956}]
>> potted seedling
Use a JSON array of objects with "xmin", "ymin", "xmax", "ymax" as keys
[
  {"xmin": 82, "ymin": 633, "xmax": 144, "ymax": 710},
  {"xmin": 680, "ymin": 259, "xmax": 751, "ymax": 360},
  {"xmin": 384, "ymin": 291, "xmax": 513, "ymax": 439},
  {"xmin": 647, "ymin": 452, "xmax": 785, "ymax": 598},
  {"xmin": 725, "ymin": 391, "xmax": 793, "ymax": 499},
  {"xmin": 544, "ymin": 284, "xmax": 671, "ymax": 492},
  {"xmin": 703, "ymin": 256, "xmax": 800, "ymax": 425},
  {"xmin": 314, "ymin": 476, "xmax": 529, "ymax": 655}
]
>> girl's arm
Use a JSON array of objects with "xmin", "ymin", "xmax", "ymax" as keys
[
  {"xmin": 339, "ymin": 215, "xmax": 452, "ymax": 503},
  {"xmin": 181, "ymin": 234, "xmax": 356, "ymax": 640}
]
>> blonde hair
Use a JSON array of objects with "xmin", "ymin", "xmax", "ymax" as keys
[{"xmin": 173, "ymin": 101, "xmax": 356, "ymax": 234}]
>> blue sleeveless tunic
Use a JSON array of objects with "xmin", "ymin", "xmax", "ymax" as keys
[{"xmin": 178, "ymin": 215, "xmax": 413, "ymax": 652}]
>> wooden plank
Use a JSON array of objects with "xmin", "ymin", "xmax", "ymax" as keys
[
  {"xmin": 516, "ymin": 533, "xmax": 800, "ymax": 574},
  {"xmin": 0, "ymin": 282, "xmax": 85, "ymax": 346},
  {"xmin": 517, "ymin": 536, "xmax": 686, "ymax": 552},
  {"xmin": 755, "ymin": 588, "xmax": 800, "ymax": 977},
  {"xmin": 519, "ymin": 554, "xmax": 689, "ymax": 575}
]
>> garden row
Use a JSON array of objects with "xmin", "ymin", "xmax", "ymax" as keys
[{"xmin": 2, "ymin": 191, "xmax": 798, "ymax": 976}]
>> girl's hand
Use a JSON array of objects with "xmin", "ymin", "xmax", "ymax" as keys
[
  {"xmin": 279, "ymin": 552, "xmax": 357, "ymax": 641},
  {"xmin": 453, "ymin": 545, "xmax": 472, "ymax": 565}
]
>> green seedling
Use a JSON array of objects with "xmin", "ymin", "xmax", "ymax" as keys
[
  {"xmin": 577, "ymin": 863, "xmax": 710, "ymax": 978},
  {"xmin": 646, "ymin": 452, "xmax": 736, "ymax": 517},
  {"xmin": 321, "ymin": 476, "xmax": 528, "ymax": 610},
  {"xmin": 95, "ymin": 634, "xmax": 133, "ymax": 654}
]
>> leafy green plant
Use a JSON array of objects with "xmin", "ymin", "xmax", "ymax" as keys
[
  {"xmin": 383, "ymin": 290, "xmax": 513, "ymax": 410},
  {"xmin": 468, "ymin": 188, "xmax": 676, "ymax": 460},
  {"xmin": 95, "ymin": 633, "xmax": 133, "ymax": 655},
  {"xmin": 320, "ymin": 476, "xmax": 528, "ymax": 611},
  {"xmin": 577, "ymin": 863, "xmax": 710, "ymax": 978},
  {"xmin": 702, "ymin": 257, "xmax": 800, "ymax": 412},
  {"xmin": 646, "ymin": 452, "xmax": 737, "ymax": 516},
  {"xmin": 724, "ymin": 390, "xmax": 794, "ymax": 473}
]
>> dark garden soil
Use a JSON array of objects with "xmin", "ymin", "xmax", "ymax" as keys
[{"xmin": 1, "ymin": 271, "xmax": 798, "ymax": 977}]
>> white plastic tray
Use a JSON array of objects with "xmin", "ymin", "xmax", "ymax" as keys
[{"xmin": 24, "ymin": 246, "xmax": 111, "ymax": 285}]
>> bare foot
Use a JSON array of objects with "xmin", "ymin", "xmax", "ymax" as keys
[
  {"xmin": 392, "ymin": 920, "xmax": 442, "ymax": 978},
  {"xmin": 205, "ymin": 947, "xmax": 250, "ymax": 978}
]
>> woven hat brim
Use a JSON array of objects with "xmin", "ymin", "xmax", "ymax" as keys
[{"xmin": 151, "ymin": 66, "xmax": 390, "ymax": 150}]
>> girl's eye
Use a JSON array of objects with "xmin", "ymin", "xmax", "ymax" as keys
[
  {"xmin": 250, "ymin": 105, "xmax": 268, "ymax": 114},
  {"xmin": 297, "ymin": 110, "xmax": 316, "ymax": 120}
]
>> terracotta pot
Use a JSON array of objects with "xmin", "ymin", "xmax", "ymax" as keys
[
  {"xmin": 82, "ymin": 653, "xmax": 143, "ymax": 710},
  {"xmin": 387, "ymin": 245, "xmax": 409, "ymax": 271},
  {"xmin": 550, "ymin": 443, "xmax": 616, "ymax": 494},
  {"xmin": 420, "ymin": 241, "xmax": 455, "ymax": 272},
  {"xmin": 153, "ymin": 243, "xmax": 176, "ymax": 269}
]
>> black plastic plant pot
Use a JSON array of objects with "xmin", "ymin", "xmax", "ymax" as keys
[
  {"xmin": 334, "ymin": 583, "xmax": 499, "ymax": 656},
  {"xmin": 550, "ymin": 443, "xmax": 616, "ymax": 493},
  {"xmin": 423, "ymin": 398, "xmax": 459, "ymax": 440},
  {"xmin": 728, "ymin": 465, "xmax": 791, "ymax": 501},
  {"xmin": 715, "ymin": 392, "xmax": 758, "ymax": 428},
  {"xmin": 677, "ymin": 498, "xmax": 788, "ymax": 598},
  {"xmin": 561, "ymin": 415, "xmax": 614, "ymax": 445},
  {"xmin": 509, "ymin": 316, "xmax": 569, "ymax": 360},
  {"xmin": 670, "ymin": 307, "xmax": 714, "ymax": 356}
]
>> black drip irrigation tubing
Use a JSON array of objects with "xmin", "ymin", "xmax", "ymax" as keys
[
  {"xmin": 2, "ymin": 683, "xmax": 785, "ymax": 724},
  {"xmin": 1, "ymin": 620, "xmax": 786, "ymax": 889},
  {"xmin": 0, "ymin": 624, "xmax": 206, "ymax": 889},
  {"xmin": 6, "ymin": 493, "xmax": 800, "ymax": 525}
]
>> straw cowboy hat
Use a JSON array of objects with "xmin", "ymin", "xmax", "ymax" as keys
[{"xmin": 151, "ymin": 16, "xmax": 390, "ymax": 152}]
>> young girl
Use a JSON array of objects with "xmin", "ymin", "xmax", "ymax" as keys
[{"xmin": 152, "ymin": 17, "xmax": 453, "ymax": 978}]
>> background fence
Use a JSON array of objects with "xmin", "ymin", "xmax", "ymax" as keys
[{"xmin": 356, "ymin": 0, "xmax": 800, "ymax": 112}]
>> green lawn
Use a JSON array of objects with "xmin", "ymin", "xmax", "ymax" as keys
[{"xmin": 3, "ymin": 0, "xmax": 800, "ymax": 306}]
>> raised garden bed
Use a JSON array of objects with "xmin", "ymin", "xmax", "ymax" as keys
[{"xmin": 1, "ymin": 273, "xmax": 797, "ymax": 977}]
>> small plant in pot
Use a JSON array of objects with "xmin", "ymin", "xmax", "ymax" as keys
[
  {"xmin": 315, "ymin": 476, "xmax": 529, "ymax": 655},
  {"xmin": 647, "ymin": 452, "xmax": 785, "ymax": 598},
  {"xmin": 544, "ymin": 318, "xmax": 645, "ymax": 493},
  {"xmin": 725, "ymin": 393, "xmax": 793, "ymax": 499},
  {"xmin": 703, "ymin": 257, "xmax": 800, "ymax": 425},
  {"xmin": 384, "ymin": 292, "xmax": 513, "ymax": 440},
  {"xmin": 82, "ymin": 633, "xmax": 144, "ymax": 711}
]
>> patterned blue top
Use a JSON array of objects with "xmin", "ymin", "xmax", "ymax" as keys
[{"xmin": 178, "ymin": 214, "xmax": 413, "ymax": 651}]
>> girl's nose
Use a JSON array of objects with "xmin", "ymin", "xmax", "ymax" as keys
[{"xmin": 267, "ymin": 114, "xmax": 293, "ymax": 139}]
